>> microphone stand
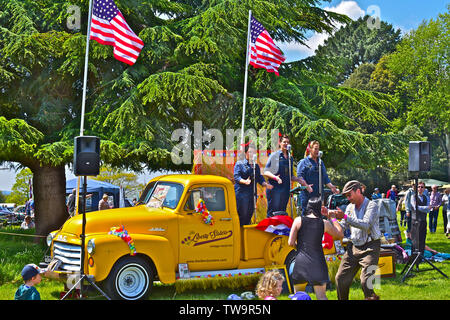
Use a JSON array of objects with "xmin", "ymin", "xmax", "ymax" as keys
[
  {"xmin": 288, "ymin": 145, "xmax": 293, "ymax": 218},
  {"xmin": 318, "ymin": 151, "xmax": 323, "ymax": 205},
  {"xmin": 252, "ymin": 154, "xmax": 257, "ymax": 224}
]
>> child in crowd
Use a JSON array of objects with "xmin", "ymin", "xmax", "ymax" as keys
[
  {"xmin": 15, "ymin": 264, "xmax": 45, "ymax": 300},
  {"xmin": 256, "ymin": 270, "xmax": 285, "ymax": 300}
]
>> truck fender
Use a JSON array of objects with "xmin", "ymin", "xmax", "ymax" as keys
[
  {"xmin": 86, "ymin": 234, "xmax": 176, "ymax": 284},
  {"xmin": 263, "ymin": 235, "xmax": 295, "ymax": 265}
]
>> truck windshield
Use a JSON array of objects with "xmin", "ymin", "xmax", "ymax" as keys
[
  {"xmin": 139, "ymin": 181, "xmax": 156, "ymax": 204},
  {"xmin": 146, "ymin": 182, "xmax": 184, "ymax": 209}
]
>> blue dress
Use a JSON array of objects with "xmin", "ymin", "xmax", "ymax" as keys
[
  {"xmin": 297, "ymin": 156, "xmax": 331, "ymax": 215},
  {"xmin": 264, "ymin": 150, "xmax": 293, "ymax": 217},
  {"xmin": 234, "ymin": 159, "xmax": 266, "ymax": 225}
]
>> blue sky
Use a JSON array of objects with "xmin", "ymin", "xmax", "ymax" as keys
[
  {"xmin": 281, "ymin": 0, "xmax": 449, "ymax": 61},
  {"xmin": 0, "ymin": 0, "xmax": 448, "ymax": 192}
]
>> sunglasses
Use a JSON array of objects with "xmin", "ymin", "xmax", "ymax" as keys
[{"xmin": 418, "ymin": 186, "xmax": 425, "ymax": 188}]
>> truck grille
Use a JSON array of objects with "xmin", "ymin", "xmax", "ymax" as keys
[{"xmin": 53, "ymin": 241, "xmax": 82, "ymax": 272}]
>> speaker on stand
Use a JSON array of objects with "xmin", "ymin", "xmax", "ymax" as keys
[
  {"xmin": 408, "ymin": 141, "xmax": 431, "ymax": 173},
  {"xmin": 74, "ymin": 136, "xmax": 100, "ymax": 176},
  {"xmin": 62, "ymin": 136, "xmax": 111, "ymax": 300},
  {"xmin": 401, "ymin": 141, "xmax": 447, "ymax": 282}
]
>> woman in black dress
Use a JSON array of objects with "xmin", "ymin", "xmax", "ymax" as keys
[{"xmin": 288, "ymin": 197, "xmax": 344, "ymax": 300}]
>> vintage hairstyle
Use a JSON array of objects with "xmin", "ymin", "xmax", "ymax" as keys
[
  {"xmin": 278, "ymin": 134, "xmax": 290, "ymax": 147},
  {"xmin": 244, "ymin": 142, "xmax": 256, "ymax": 154},
  {"xmin": 306, "ymin": 196, "xmax": 322, "ymax": 218},
  {"xmin": 304, "ymin": 140, "xmax": 319, "ymax": 158},
  {"xmin": 256, "ymin": 269, "xmax": 285, "ymax": 299}
]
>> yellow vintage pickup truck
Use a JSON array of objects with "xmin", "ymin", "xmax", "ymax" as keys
[{"xmin": 44, "ymin": 174, "xmax": 308, "ymax": 300}]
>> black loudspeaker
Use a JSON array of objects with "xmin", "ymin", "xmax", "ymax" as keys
[
  {"xmin": 73, "ymin": 136, "xmax": 100, "ymax": 176},
  {"xmin": 411, "ymin": 219, "xmax": 427, "ymax": 254},
  {"xmin": 408, "ymin": 141, "xmax": 431, "ymax": 172}
]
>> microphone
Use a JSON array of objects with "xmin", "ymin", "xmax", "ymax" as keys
[
  {"xmin": 287, "ymin": 144, "xmax": 292, "ymax": 152},
  {"xmin": 318, "ymin": 151, "xmax": 323, "ymax": 158},
  {"xmin": 252, "ymin": 154, "xmax": 258, "ymax": 164}
]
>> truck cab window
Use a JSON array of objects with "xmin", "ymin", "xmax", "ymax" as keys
[
  {"xmin": 146, "ymin": 182, "xmax": 184, "ymax": 209},
  {"xmin": 185, "ymin": 187, "xmax": 226, "ymax": 211}
]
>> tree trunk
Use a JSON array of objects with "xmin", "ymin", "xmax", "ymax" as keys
[
  {"xmin": 30, "ymin": 164, "xmax": 68, "ymax": 237},
  {"xmin": 446, "ymin": 133, "xmax": 450, "ymax": 181}
]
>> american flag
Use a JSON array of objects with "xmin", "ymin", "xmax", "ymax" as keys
[
  {"xmin": 90, "ymin": 0, "xmax": 144, "ymax": 65},
  {"xmin": 249, "ymin": 15, "xmax": 286, "ymax": 76},
  {"xmin": 255, "ymin": 215, "xmax": 293, "ymax": 236}
]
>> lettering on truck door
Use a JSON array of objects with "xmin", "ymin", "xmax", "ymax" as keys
[{"xmin": 179, "ymin": 185, "xmax": 235, "ymax": 271}]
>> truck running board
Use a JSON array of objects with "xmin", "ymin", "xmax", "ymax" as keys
[{"xmin": 176, "ymin": 267, "xmax": 265, "ymax": 280}]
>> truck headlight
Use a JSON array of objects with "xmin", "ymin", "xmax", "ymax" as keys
[
  {"xmin": 46, "ymin": 233, "xmax": 55, "ymax": 247},
  {"xmin": 87, "ymin": 239, "xmax": 95, "ymax": 254}
]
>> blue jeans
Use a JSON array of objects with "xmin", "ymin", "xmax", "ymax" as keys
[
  {"xmin": 429, "ymin": 208, "xmax": 439, "ymax": 232},
  {"xmin": 266, "ymin": 187, "xmax": 290, "ymax": 217}
]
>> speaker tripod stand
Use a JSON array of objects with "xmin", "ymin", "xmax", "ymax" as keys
[
  {"xmin": 400, "ymin": 175, "xmax": 448, "ymax": 283},
  {"xmin": 61, "ymin": 176, "xmax": 111, "ymax": 300},
  {"xmin": 400, "ymin": 249, "xmax": 448, "ymax": 282}
]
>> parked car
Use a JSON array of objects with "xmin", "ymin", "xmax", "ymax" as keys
[
  {"xmin": 14, "ymin": 205, "xmax": 26, "ymax": 214},
  {"xmin": 0, "ymin": 208, "xmax": 17, "ymax": 225}
]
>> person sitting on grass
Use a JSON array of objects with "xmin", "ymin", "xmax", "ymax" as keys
[
  {"xmin": 15, "ymin": 264, "xmax": 46, "ymax": 300},
  {"xmin": 256, "ymin": 270, "xmax": 285, "ymax": 300},
  {"xmin": 20, "ymin": 215, "xmax": 35, "ymax": 230}
]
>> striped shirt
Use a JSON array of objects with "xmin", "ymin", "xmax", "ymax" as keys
[{"xmin": 339, "ymin": 197, "xmax": 381, "ymax": 247}]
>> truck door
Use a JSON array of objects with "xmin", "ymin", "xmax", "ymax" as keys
[{"xmin": 179, "ymin": 185, "xmax": 235, "ymax": 271}]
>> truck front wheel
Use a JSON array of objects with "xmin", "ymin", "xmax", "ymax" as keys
[
  {"xmin": 104, "ymin": 256, "xmax": 153, "ymax": 300},
  {"xmin": 284, "ymin": 249, "xmax": 297, "ymax": 287}
]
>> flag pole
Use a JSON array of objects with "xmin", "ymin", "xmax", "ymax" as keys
[
  {"xmin": 80, "ymin": 0, "xmax": 94, "ymax": 137},
  {"xmin": 77, "ymin": 0, "xmax": 94, "ymax": 214},
  {"xmin": 240, "ymin": 10, "xmax": 252, "ymax": 146}
]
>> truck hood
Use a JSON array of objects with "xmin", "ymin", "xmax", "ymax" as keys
[{"xmin": 61, "ymin": 205, "xmax": 175, "ymax": 236}]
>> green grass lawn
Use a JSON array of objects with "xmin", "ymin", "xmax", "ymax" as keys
[{"xmin": 0, "ymin": 210, "xmax": 449, "ymax": 300}]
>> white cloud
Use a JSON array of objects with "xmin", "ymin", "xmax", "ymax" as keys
[
  {"xmin": 327, "ymin": 0, "xmax": 365, "ymax": 20},
  {"xmin": 393, "ymin": 24, "xmax": 411, "ymax": 36},
  {"xmin": 281, "ymin": 1, "xmax": 366, "ymax": 62}
]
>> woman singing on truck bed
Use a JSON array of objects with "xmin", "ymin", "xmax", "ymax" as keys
[
  {"xmin": 234, "ymin": 142, "xmax": 272, "ymax": 225},
  {"xmin": 263, "ymin": 134, "xmax": 312, "ymax": 217}
]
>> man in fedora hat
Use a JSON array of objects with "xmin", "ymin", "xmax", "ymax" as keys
[{"xmin": 333, "ymin": 180, "xmax": 381, "ymax": 300}]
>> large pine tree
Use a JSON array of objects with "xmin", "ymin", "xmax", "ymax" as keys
[
  {"xmin": 0, "ymin": 0, "xmax": 412, "ymax": 236},
  {"xmin": 306, "ymin": 15, "xmax": 401, "ymax": 84}
]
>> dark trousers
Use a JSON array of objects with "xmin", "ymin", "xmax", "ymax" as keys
[
  {"xmin": 443, "ymin": 205, "xmax": 448, "ymax": 233},
  {"xmin": 429, "ymin": 208, "xmax": 439, "ymax": 233},
  {"xmin": 335, "ymin": 239, "xmax": 381, "ymax": 300},
  {"xmin": 236, "ymin": 192, "xmax": 255, "ymax": 226},
  {"xmin": 400, "ymin": 210, "xmax": 406, "ymax": 226},
  {"xmin": 406, "ymin": 212, "xmax": 412, "ymax": 233},
  {"xmin": 266, "ymin": 187, "xmax": 289, "ymax": 217}
]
